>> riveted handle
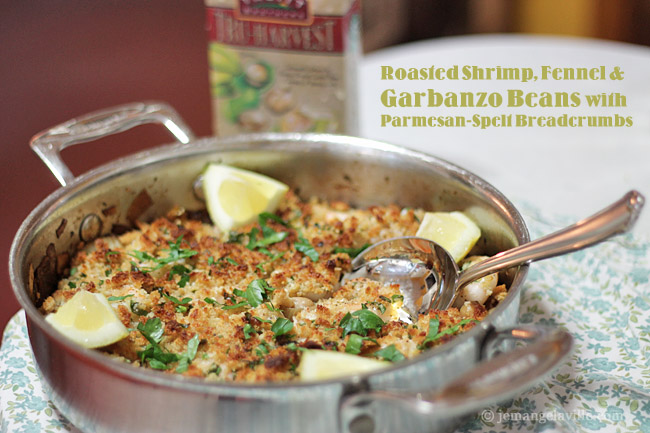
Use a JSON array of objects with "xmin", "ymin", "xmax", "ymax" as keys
[
  {"xmin": 30, "ymin": 101, "xmax": 196, "ymax": 187},
  {"xmin": 339, "ymin": 326, "xmax": 572, "ymax": 433}
]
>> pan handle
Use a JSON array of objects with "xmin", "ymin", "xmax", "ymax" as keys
[
  {"xmin": 29, "ymin": 101, "xmax": 196, "ymax": 187},
  {"xmin": 339, "ymin": 326, "xmax": 572, "ymax": 433}
]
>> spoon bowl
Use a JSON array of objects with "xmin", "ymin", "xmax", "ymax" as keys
[{"xmin": 347, "ymin": 190, "xmax": 645, "ymax": 317}]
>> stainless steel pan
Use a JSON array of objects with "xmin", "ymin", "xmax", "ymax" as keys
[{"xmin": 10, "ymin": 101, "xmax": 572, "ymax": 433}]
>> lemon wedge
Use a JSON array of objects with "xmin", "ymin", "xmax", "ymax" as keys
[
  {"xmin": 45, "ymin": 290, "xmax": 129, "ymax": 349},
  {"xmin": 415, "ymin": 211, "xmax": 481, "ymax": 262},
  {"xmin": 298, "ymin": 350, "xmax": 389, "ymax": 381},
  {"xmin": 202, "ymin": 164, "xmax": 289, "ymax": 232}
]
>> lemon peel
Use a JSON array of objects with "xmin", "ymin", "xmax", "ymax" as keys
[
  {"xmin": 202, "ymin": 164, "xmax": 289, "ymax": 232},
  {"xmin": 45, "ymin": 290, "xmax": 128, "ymax": 349},
  {"xmin": 415, "ymin": 211, "xmax": 481, "ymax": 262},
  {"xmin": 298, "ymin": 350, "xmax": 389, "ymax": 381}
]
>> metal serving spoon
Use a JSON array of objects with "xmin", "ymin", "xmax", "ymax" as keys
[{"xmin": 343, "ymin": 190, "xmax": 644, "ymax": 318}]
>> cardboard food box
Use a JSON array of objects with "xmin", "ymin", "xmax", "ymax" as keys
[{"xmin": 205, "ymin": 0, "xmax": 360, "ymax": 136}]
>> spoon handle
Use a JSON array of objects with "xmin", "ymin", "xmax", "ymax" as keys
[{"xmin": 457, "ymin": 190, "xmax": 645, "ymax": 289}]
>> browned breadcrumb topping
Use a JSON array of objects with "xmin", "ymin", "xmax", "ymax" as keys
[{"xmin": 42, "ymin": 191, "xmax": 506, "ymax": 382}]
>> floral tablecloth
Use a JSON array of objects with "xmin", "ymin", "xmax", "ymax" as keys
[{"xmin": 2, "ymin": 202, "xmax": 649, "ymax": 433}]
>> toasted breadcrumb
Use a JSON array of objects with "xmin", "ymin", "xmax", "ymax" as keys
[{"xmin": 42, "ymin": 191, "xmax": 505, "ymax": 382}]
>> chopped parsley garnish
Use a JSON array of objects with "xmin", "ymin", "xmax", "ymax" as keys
[
  {"xmin": 373, "ymin": 345, "xmax": 405, "ymax": 362},
  {"xmin": 107, "ymin": 294, "xmax": 134, "ymax": 302},
  {"xmin": 258, "ymin": 212, "xmax": 288, "ymax": 226},
  {"xmin": 204, "ymin": 297, "xmax": 217, "ymax": 305},
  {"xmin": 419, "ymin": 317, "xmax": 440, "ymax": 349},
  {"xmin": 295, "ymin": 235, "xmax": 319, "ymax": 262},
  {"xmin": 339, "ymin": 309, "xmax": 385, "ymax": 337},
  {"xmin": 168, "ymin": 264, "xmax": 191, "ymax": 288},
  {"xmin": 130, "ymin": 300, "xmax": 148, "ymax": 316},
  {"xmin": 247, "ymin": 214, "xmax": 288, "ymax": 251},
  {"xmin": 137, "ymin": 318, "xmax": 200, "ymax": 372},
  {"xmin": 227, "ymin": 231, "xmax": 245, "ymax": 244},
  {"xmin": 286, "ymin": 342, "xmax": 307, "ymax": 352},
  {"xmin": 345, "ymin": 334, "xmax": 366, "ymax": 354},
  {"xmin": 243, "ymin": 323, "xmax": 256, "ymax": 340},
  {"xmin": 162, "ymin": 292, "xmax": 192, "ymax": 313},
  {"xmin": 212, "ymin": 256, "xmax": 239, "ymax": 267},
  {"xmin": 363, "ymin": 301, "xmax": 387, "ymax": 315},
  {"xmin": 138, "ymin": 317, "xmax": 165, "ymax": 344},
  {"xmin": 339, "ymin": 312, "xmax": 365, "ymax": 336},
  {"xmin": 417, "ymin": 317, "xmax": 477, "ymax": 350},
  {"xmin": 175, "ymin": 334, "xmax": 200, "ymax": 373},
  {"xmin": 129, "ymin": 235, "xmax": 197, "ymax": 273},
  {"xmin": 165, "ymin": 235, "xmax": 199, "ymax": 262},
  {"xmin": 235, "ymin": 279, "xmax": 276, "ymax": 309},
  {"xmin": 129, "ymin": 250, "xmax": 153, "ymax": 263},
  {"xmin": 221, "ymin": 301, "xmax": 248, "ymax": 310},
  {"xmin": 332, "ymin": 244, "xmax": 370, "ymax": 258},
  {"xmin": 162, "ymin": 293, "xmax": 192, "ymax": 305},
  {"xmin": 255, "ymin": 251, "xmax": 285, "ymax": 272},
  {"xmin": 137, "ymin": 318, "xmax": 178, "ymax": 370},
  {"xmin": 255, "ymin": 341, "xmax": 271, "ymax": 357},
  {"xmin": 271, "ymin": 318, "xmax": 293, "ymax": 337}
]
